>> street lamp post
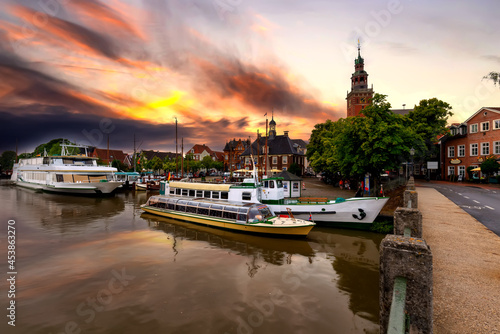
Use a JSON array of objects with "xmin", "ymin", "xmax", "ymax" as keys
[{"xmin": 410, "ymin": 147, "xmax": 415, "ymax": 177}]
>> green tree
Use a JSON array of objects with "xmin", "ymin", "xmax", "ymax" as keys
[
  {"xmin": 307, "ymin": 94, "xmax": 421, "ymax": 191},
  {"xmin": 112, "ymin": 159, "xmax": 129, "ymax": 172},
  {"xmin": 201, "ymin": 155, "xmax": 214, "ymax": 171},
  {"xmin": 405, "ymin": 98, "xmax": 453, "ymax": 159},
  {"xmin": 480, "ymin": 156, "xmax": 499, "ymax": 180},
  {"xmin": 288, "ymin": 162, "xmax": 302, "ymax": 176},
  {"xmin": 149, "ymin": 156, "xmax": 163, "ymax": 173},
  {"xmin": 0, "ymin": 151, "xmax": 17, "ymax": 171}
]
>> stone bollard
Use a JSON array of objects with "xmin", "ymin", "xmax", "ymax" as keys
[
  {"xmin": 407, "ymin": 177, "xmax": 416, "ymax": 191},
  {"xmin": 404, "ymin": 190, "xmax": 418, "ymax": 209},
  {"xmin": 394, "ymin": 207, "xmax": 422, "ymax": 238},
  {"xmin": 380, "ymin": 235, "xmax": 433, "ymax": 334}
]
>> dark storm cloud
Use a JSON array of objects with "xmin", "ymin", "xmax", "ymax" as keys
[{"xmin": 0, "ymin": 107, "xmax": 251, "ymax": 153}]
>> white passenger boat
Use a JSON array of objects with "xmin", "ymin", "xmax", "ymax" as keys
[
  {"xmin": 159, "ymin": 176, "xmax": 388, "ymax": 229},
  {"xmin": 141, "ymin": 196, "xmax": 315, "ymax": 236},
  {"xmin": 11, "ymin": 144, "xmax": 121, "ymax": 195}
]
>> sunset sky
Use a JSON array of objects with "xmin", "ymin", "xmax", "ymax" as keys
[{"xmin": 1, "ymin": 0, "xmax": 499, "ymax": 154}]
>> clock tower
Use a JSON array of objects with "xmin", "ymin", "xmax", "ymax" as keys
[{"xmin": 346, "ymin": 41, "xmax": 373, "ymax": 117}]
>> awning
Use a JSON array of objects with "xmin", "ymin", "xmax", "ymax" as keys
[{"xmin": 470, "ymin": 167, "xmax": 481, "ymax": 172}]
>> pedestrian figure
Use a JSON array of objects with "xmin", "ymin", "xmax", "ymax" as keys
[{"xmin": 339, "ymin": 179, "xmax": 343, "ymax": 190}]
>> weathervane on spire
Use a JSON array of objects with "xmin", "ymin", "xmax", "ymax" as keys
[{"xmin": 357, "ymin": 39, "xmax": 361, "ymax": 57}]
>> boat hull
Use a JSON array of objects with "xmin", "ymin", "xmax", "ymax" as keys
[
  {"xmin": 142, "ymin": 206, "xmax": 314, "ymax": 236},
  {"xmin": 268, "ymin": 197, "xmax": 389, "ymax": 226},
  {"xmin": 15, "ymin": 180, "xmax": 121, "ymax": 195}
]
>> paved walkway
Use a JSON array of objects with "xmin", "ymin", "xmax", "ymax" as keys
[{"xmin": 417, "ymin": 185, "xmax": 500, "ymax": 334}]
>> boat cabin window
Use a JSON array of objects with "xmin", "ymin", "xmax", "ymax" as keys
[
  {"xmin": 248, "ymin": 205, "xmax": 272, "ymax": 222},
  {"xmin": 209, "ymin": 204, "xmax": 223, "ymax": 217},
  {"xmin": 276, "ymin": 180, "xmax": 283, "ymax": 188},
  {"xmin": 43, "ymin": 157, "xmax": 50, "ymax": 165},
  {"xmin": 237, "ymin": 208, "xmax": 248, "ymax": 222},
  {"xmin": 203, "ymin": 191, "xmax": 210, "ymax": 198},
  {"xmin": 186, "ymin": 202, "xmax": 198, "ymax": 213},
  {"xmin": 242, "ymin": 192, "xmax": 251, "ymax": 201},
  {"xmin": 175, "ymin": 188, "xmax": 181, "ymax": 195},
  {"xmin": 189, "ymin": 190, "xmax": 195, "ymax": 197},
  {"xmin": 169, "ymin": 188, "xmax": 175, "ymax": 195},
  {"xmin": 181, "ymin": 189, "xmax": 188, "ymax": 196},
  {"xmin": 56, "ymin": 174, "xmax": 64, "ymax": 182},
  {"xmin": 212, "ymin": 191, "xmax": 220, "ymax": 199},
  {"xmin": 197, "ymin": 202, "xmax": 210, "ymax": 215},
  {"xmin": 269, "ymin": 181, "xmax": 275, "ymax": 188},
  {"xmin": 176, "ymin": 200, "xmax": 188, "ymax": 212},
  {"xmin": 223, "ymin": 206, "xmax": 238, "ymax": 220},
  {"xmin": 221, "ymin": 192, "xmax": 229, "ymax": 199},
  {"xmin": 196, "ymin": 190, "xmax": 203, "ymax": 198}
]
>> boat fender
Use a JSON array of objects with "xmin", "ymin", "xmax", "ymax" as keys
[
  {"xmin": 336, "ymin": 197, "xmax": 346, "ymax": 203},
  {"xmin": 352, "ymin": 208, "xmax": 366, "ymax": 220}
]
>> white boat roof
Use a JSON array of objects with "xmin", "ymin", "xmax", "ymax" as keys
[{"xmin": 168, "ymin": 181, "xmax": 231, "ymax": 192}]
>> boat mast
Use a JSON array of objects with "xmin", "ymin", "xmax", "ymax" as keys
[
  {"xmin": 175, "ymin": 117, "xmax": 178, "ymax": 176},
  {"xmin": 181, "ymin": 138, "xmax": 184, "ymax": 178},
  {"xmin": 133, "ymin": 133, "xmax": 136, "ymax": 172},
  {"xmin": 265, "ymin": 112, "xmax": 268, "ymax": 178}
]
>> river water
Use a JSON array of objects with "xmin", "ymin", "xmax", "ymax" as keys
[{"xmin": 0, "ymin": 184, "xmax": 383, "ymax": 334}]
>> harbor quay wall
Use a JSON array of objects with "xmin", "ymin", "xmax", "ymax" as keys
[{"xmin": 379, "ymin": 177, "xmax": 433, "ymax": 334}]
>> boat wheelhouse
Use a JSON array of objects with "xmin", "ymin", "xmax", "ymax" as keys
[{"xmin": 141, "ymin": 196, "xmax": 315, "ymax": 236}]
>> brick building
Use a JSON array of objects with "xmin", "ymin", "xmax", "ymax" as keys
[
  {"xmin": 440, "ymin": 107, "xmax": 500, "ymax": 180},
  {"xmin": 223, "ymin": 138, "xmax": 250, "ymax": 172},
  {"xmin": 187, "ymin": 144, "xmax": 222, "ymax": 162},
  {"xmin": 240, "ymin": 116, "xmax": 307, "ymax": 175},
  {"xmin": 346, "ymin": 41, "xmax": 374, "ymax": 117}
]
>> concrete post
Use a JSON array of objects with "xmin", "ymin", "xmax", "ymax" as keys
[
  {"xmin": 380, "ymin": 235, "xmax": 433, "ymax": 334},
  {"xmin": 394, "ymin": 207, "xmax": 422, "ymax": 238},
  {"xmin": 404, "ymin": 190, "xmax": 418, "ymax": 209},
  {"xmin": 407, "ymin": 176, "xmax": 415, "ymax": 191}
]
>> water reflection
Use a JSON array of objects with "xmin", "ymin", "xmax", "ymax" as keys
[
  {"xmin": 142, "ymin": 213, "xmax": 315, "ymax": 271},
  {"xmin": 308, "ymin": 227, "xmax": 383, "ymax": 323},
  {"xmin": 0, "ymin": 185, "xmax": 382, "ymax": 334}
]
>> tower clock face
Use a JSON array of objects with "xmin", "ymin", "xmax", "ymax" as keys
[{"xmin": 360, "ymin": 97, "xmax": 366, "ymax": 103}]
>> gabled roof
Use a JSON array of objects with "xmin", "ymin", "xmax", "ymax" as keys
[
  {"xmin": 275, "ymin": 170, "xmax": 302, "ymax": 181},
  {"xmin": 91, "ymin": 148, "xmax": 127, "ymax": 162},
  {"xmin": 241, "ymin": 135, "xmax": 305, "ymax": 156},
  {"xmin": 464, "ymin": 107, "xmax": 500, "ymax": 124},
  {"xmin": 190, "ymin": 144, "xmax": 214, "ymax": 155}
]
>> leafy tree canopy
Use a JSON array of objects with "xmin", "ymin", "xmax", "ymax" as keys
[
  {"xmin": 0, "ymin": 151, "xmax": 17, "ymax": 171},
  {"xmin": 307, "ymin": 94, "xmax": 452, "ymax": 180},
  {"xmin": 480, "ymin": 156, "xmax": 499, "ymax": 176}
]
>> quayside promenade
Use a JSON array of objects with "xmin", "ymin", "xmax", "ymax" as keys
[{"xmin": 417, "ymin": 184, "xmax": 500, "ymax": 334}]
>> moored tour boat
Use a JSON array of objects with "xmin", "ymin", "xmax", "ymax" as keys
[
  {"xmin": 141, "ymin": 196, "xmax": 315, "ymax": 236},
  {"xmin": 11, "ymin": 144, "xmax": 121, "ymax": 195},
  {"xmin": 159, "ymin": 176, "xmax": 388, "ymax": 229}
]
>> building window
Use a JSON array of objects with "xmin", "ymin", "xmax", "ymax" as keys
[
  {"xmin": 272, "ymin": 156, "xmax": 277, "ymax": 164},
  {"xmin": 458, "ymin": 166, "xmax": 465, "ymax": 177},
  {"xmin": 481, "ymin": 142, "xmax": 490, "ymax": 155},
  {"xmin": 470, "ymin": 143, "xmax": 478, "ymax": 156},
  {"xmin": 282, "ymin": 156, "xmax": 288, "ymax": 164},
  {"xmin": 494, "ymin": 119, "xmax": 500, "ymax": 130},
  {"xmin": 470, "ymin": 124, "xmax": 478, "ymax": 133},
  {"xmin": 448, "ymin": 166, "xmax": 455, "ymax": 176},
  {"xmin": 481, "ymin": 121, "xmax": 490, "ymax": 132},
  {"xmin": 458, "ymin": 145, "xmax": 465, "ymax": 157},
  {"xmin": 448, "ymin": 146, "xmax": 455, "ymax": 158},
  {"xmin": 450, "ymin": 128, "xmax": 457, "ymax": 136},
  {"xmin": 495, "ymin": 141, "xmax": 500, "ymax": 155}
]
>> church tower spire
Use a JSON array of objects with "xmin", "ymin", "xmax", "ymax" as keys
[{"xmin": 346, "ymin": 40, "xmax": 374, "ymax": 117}]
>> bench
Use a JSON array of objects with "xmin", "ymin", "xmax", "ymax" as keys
[{"xmin": 298, "ymin": 197, "xmax": 328, "ymax": 203}]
